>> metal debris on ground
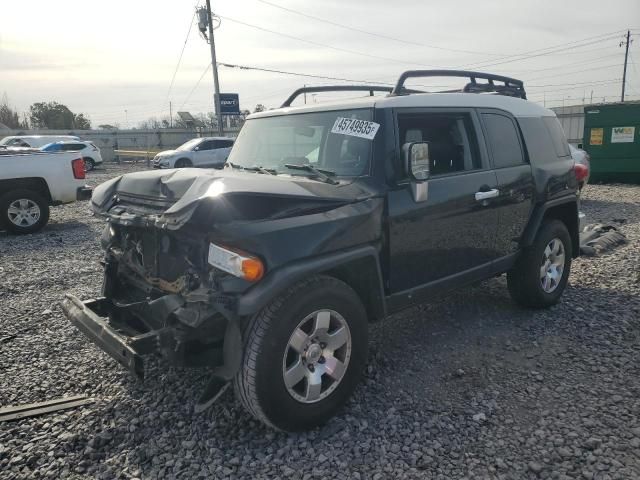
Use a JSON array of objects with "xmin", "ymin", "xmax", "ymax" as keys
[
  {"xmin": 579, "ymin": 224, "xmax": 628, "ymax": 256},
  {"xmin": 0, "ymin": 395, "xmax": 94, "ymax": 422}
]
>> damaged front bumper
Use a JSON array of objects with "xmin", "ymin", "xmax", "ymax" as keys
[{"xmin": 62, "ymin": 295, "xmax": 151, "ymax": 378}]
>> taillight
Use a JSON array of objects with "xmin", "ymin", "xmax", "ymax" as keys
[
  {"xmin": 574, "ymin": 163, "xmax": 589, "ymax": 183},
  {"xmin": 72, "ymin": 158, "xmax": 85, "ymax": 179}
]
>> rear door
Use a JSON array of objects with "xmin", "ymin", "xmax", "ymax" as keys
[
  {"xmin": 479, "ymin": 110, "xmax": 535, "ymax": 257},
  {"xmin": 212, "ymin": 139, "xmax": 234, "ymax": 165},
  {"xmin": 387, "ymin": 109, "xmax": 501, "ymax": 293},
  {"xmin": 191, "ymin": 140, "xmax": 216, "ymax": 167}
]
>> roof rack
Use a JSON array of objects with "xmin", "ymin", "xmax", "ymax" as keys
[
  {"xmin": 281, "ymin": 85, "xmax": 394, "ymax": 108},
  {"xmin": 391, "ymin": 70, "xmax": 527, "ymax": 99}
]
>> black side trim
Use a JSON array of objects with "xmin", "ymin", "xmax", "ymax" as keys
[
  {"xmin": 386, "ymin": 254, "xmax": 517, "ymax": 314},
  {"xmin": 236, "ymin": 245, "xmax": 386, "ymax": 317}
]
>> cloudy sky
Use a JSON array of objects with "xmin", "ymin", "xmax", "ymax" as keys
[{"xmin": 1, "ymin": 0, "xmax": 639, "ymax": 127}]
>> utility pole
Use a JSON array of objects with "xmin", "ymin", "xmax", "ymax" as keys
[
  {"xmin": 205, "ymin": 0, "xmax": 223, "ymax": 135},
  {"xmin": 169, "ymin": 101, "xmax": 173, "ymax": 128},
  {"xmin": 620, "ymin": 30, "xmax": 632, "ymax": 102}
]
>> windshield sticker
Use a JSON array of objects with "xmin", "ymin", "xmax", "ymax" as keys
[{"xmin": 331, "ymin": 117, "xmax": 380, "ymax": 140}]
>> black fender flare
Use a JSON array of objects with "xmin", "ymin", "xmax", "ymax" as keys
[
  {"xmin": 236, "ymin": 244, "xmax": 387, "ymax": 320},
  {"xmin": 521, "ymin": 196, "xmax": 580, "ymax": 256}
]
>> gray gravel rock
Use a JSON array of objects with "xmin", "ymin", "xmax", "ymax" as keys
[{"xmin": 1, "ymin": 170, "xmax": 640, "ymax": 479}]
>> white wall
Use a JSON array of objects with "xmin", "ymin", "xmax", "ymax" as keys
[{"xmin": 551, "ymin": 105, "xmax": 585, "ymax": 146}]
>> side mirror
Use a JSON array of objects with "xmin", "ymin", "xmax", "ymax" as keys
[{"xmin": 402, "ymin": 142, "xmax": 430, "ymax": 180}]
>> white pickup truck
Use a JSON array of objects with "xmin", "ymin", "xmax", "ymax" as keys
[{"xmin": 0, "ymin": 150, "xmax": 92, "ymax": 234}]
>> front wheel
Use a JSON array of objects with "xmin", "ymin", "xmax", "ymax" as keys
[
  {"xmin": 508, "ymin": 219, "xmax": 572, "ymax": 308},
  {"xmin": 234, "ymin": 275, "xmax": 368, "ymax": 431},
  {"xmin": 175, "ymin": 158, "xmax": 192, "ymax": 168},
  {"xmin": 0, "ymin": 189, "xmax": 50, "ymax": 235}
]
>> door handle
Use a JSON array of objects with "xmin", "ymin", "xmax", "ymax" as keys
[{"xmin": 475, "ymin": 189, "xmax": 499, "ymax": 201}]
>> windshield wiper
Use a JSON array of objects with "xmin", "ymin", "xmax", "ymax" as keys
[
  {"xmin": 226, "ymin": 162, "xmax": 276, "ymax": 175},
  {"xmin": 284, "ymin": 163, "xmax": 339, "ymax": 185}
]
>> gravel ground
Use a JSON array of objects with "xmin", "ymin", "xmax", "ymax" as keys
[{"xmin": 1, "ymin": 165, "xmax": 639, "ymax": 480}]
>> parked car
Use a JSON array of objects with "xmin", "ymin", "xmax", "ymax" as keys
[
  {"xmin": 569, "ymin": 144, "xmax": 590, "ymax": 189},
  {"xmin": 0, "ymin": 135, "xmax": 81, "ymax": 149},
  {"xmin": 62, "ymin": 70, "xmax": 580, "ymax": 432},
  {"xmin": 41, "ymin": 140, "xmax": 103, "ymax": 171},
  {"xmin": 0, "ymin": 150, "xmax": 92, "ymax": 234},
  {"xmin": 152, "ymin": 137, "xmax": 234, "ymax": 169}
]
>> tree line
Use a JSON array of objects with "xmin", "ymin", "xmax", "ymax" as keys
[
  {"xmin": 1, "ymin": 94, "xmax": 92, "ymax": 130},
  {"xmin": 1, "ymin": 93, "xmax": 269, "ymax": 132}
]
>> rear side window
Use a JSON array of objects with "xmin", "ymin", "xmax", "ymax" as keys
[
  {"xmin": 542, "ymin": 117, "xmax": 571, "ymax": 157},
  {"xmin": 215, "ymin": 140, "xmax": 234, "ymax": 148},
  {"xmin": 482, "ymin": 113, "xmax": 525, "ymax": 168},
  {"xmin": 61, "ymin": 144, "xmax": 85, "ymax": 151}
]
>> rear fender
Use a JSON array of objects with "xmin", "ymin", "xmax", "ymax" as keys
[{"xmin": 522, "ymin": 197, "xmax": 579, "ymax": 257}]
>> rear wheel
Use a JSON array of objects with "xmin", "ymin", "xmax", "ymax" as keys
[
  {"xmin": 234, "ymin": 275, "xmax": 368, "ymax": 431},
  {"xmin": 508, "ymin": 220, "xmax": 572, "ymax": 308},
  {"xmin": 83, "ymin": 157, "xmax": 95, "ymax": 171},
  {"xmin": 175, "ymin": 158, "xmax": 192, "ymax": 168},
  {"xmin": 0, "ymin": 189, "xmax": 50, "ymax": 234}
]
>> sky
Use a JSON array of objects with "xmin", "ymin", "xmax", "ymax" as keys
[{"xmin": 1, "ymin": 0, "xmax": 639, "ymax": 127}]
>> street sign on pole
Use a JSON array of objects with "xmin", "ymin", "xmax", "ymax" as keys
[{"xmin": 216, "ymin": 93, "xmax": 240, "ymax": 115}]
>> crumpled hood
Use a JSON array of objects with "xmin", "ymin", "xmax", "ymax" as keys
[{"xmin": 92, "ymin": 168, "xmax": 376, "ymax": 229}]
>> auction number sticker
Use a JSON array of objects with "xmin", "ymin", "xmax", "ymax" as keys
[{"xmin": 331, "ymin": 117, "xmax": 380, "ymax": 140}]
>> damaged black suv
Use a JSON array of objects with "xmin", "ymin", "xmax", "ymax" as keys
[{"xmin": 63, "ymin": 71, "xmax": 580, "ymax": 431}]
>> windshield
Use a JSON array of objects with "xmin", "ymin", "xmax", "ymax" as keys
[
  {"xmin": 177, "ymin": 138, "xmax": 202, "ymax": 151},
  {"xmin": 227, "ymin": 109, "xmax": 376, "ymax": 177}
]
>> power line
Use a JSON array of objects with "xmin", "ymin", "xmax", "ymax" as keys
[
  {"xmin": 180, "ymin": 63, "xmax": 212, "ymax": 111},
  {"xmin": 165, "ymin": 11, "xmax": 196, "ymax": 103},
  {"xmin": 527, "ymin": 63, "xmax": 624, "ymax": 81},
  {"xmin": 253, "ymin": 0, "xmax": 506, "ymax": 57},
  {"xmin": 219, "ymin": 62, "xmax": 395, "ymax": 85},
  {"xmin": 216, "ymin": 14, "xmax": 440, "ymax": 69},
  {"xmin": 459, "ymin": 30, "xmax": 626, "ymax": 70},
  {"xmin": 528, "ymin": 79, "xmax": 621, "ymax": 89}
]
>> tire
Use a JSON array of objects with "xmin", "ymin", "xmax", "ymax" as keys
[
  {"xmin": 0, "ymin": 189, "xmax": 50, "ymax": 235},
  {"xmin": 234, "ymin": 275, "xmax": 368, "ymax": 431},
  {"xmin": 175, "ymin": 158, "xmax": 192, "ymax": 168},
  {"xmin": 507, "ymin": 219, "xmax": 572, "ymax": 308},
  {"xmin": 84, "ymin": 158, "xmax": 95, "ymax": 171}
]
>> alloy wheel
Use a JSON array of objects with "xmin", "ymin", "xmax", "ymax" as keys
[
  {"xmin": 540, "ymin": 237, "xmax": 565, "ymax": 293},
  {"xmin": 7, "ymin": 199, "xmax": 41, "ymax": 227},
  {"xmin": 282, "ymin": 309, "xmax": 352, "ymax": 403}
]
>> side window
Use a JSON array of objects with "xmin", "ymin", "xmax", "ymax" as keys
[
  {"xmin": 197, "ymin": 140, "xmax": 215, "ymax": 151},
  {"xmin": 398, "ymin": 113, "xmax": 481, "ymax": 176},
  {"xmin": 62, "ymin": 144, "xmax": 85, "ymax": 151},
  {"xmin": 214, "ymin": 140, "xmax": 234, "ymax": 149},
  {"xmin": 542, "ymin": 117, "xmax": 571, "ymax": 157},
  {"xmin": 482, "ymin": 113, "xmax": 525, "ymax": 168}
]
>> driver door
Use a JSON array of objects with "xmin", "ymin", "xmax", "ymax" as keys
[{"xmin": 387, "ymin": 109, "xmax": 501, "ymax": 294}]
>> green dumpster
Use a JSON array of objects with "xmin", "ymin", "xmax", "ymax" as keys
[{"xmin": 583, "ymin": 102, "xmax": 640, "ymax": 183}]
